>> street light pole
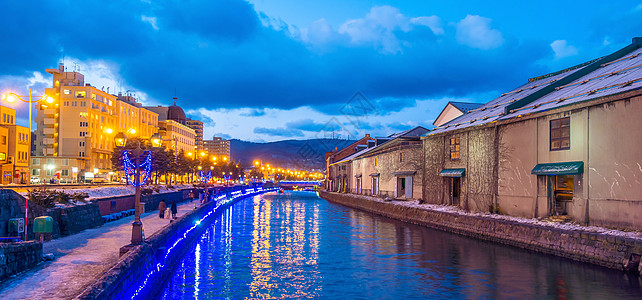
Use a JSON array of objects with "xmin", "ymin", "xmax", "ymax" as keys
[
  {"xmin": 131, "ymin": 142, "xmax": 143, "ymax": 244},
  {"xmin": 2, "ymin": 89, "xmax": 54, "ymax": 242},
  {"xmin": 115, "ymin": 132, "xmax": 162, "ymax": 246}
]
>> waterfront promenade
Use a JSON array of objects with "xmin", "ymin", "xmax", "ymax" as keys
[{"xmin": 0, "ymin": 200, "xmax": 199, "ymax": 299}]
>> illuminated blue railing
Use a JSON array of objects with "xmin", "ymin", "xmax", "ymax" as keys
[{"xmin": 129, "ymin": 187, "xmax": 279, "ymax": 299}]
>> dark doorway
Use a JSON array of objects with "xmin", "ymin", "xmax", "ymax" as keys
[
  {"xmin": 450, "ymin": 177, "xmax": 461, "ymax": 206},
  {"xmin": 397, "ymin": 177, "xmax": 406, "ymax": 198},
  {"xmin": 551, "ymin": 175, "xmax": 573, "ymax": 215}
]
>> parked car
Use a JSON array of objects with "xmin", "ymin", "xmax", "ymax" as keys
[
  {"xmin": 30, "ymin": 176, "xmax": 40, "ymax": 184},
  {"xmin": 93, "ymin": 177, "xmax": 107, "ymax": 183}
]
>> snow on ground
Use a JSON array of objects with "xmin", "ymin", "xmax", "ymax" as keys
[
  {"xmin": 349, "ymin": 193, "xmax": 642, "ymax": 240},
  {"xmin": 16, "ymin": 184, "xmax": 194, "ymax": 205}
]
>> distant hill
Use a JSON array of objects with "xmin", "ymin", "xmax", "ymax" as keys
[{"xmin": 230, "ymin": 138, "xmax": 356, "ymax": 170}]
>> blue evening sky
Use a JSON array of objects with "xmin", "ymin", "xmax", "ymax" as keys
[{"xmin": 0, "ymin": 0, "xmax": 640, "ymax": 141}]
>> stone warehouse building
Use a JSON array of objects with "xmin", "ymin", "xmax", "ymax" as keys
[
  {"xmin": 424, "ymin": 37, "xmax": 642, "ymax": 230},
  {"xmin": 326, "ymin": 37, "xmax": 642, "ymax": 231},
  {"xmin": 329, "ymin": 127, "xmax": 428, "ymax": 200},
  {"xmin": 325, "ymin": 134, "xmax": 373, "ymax": 191}
]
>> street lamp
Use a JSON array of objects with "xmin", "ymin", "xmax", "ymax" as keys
[
  {"xmin": 2, "ymin": 90, "xmax": 54, "ymax": 241},
  {"xmin": 115, "ymin": 132, "xmax": 162, "ymax": 245}
]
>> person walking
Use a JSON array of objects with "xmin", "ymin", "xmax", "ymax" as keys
[
  {"xmin": 171, "ymin": 201, "xmax": 178, "ymax": 219},
  {"xmin": 158, "ymin": 199, "xmax": 166, "ymax": 219}
]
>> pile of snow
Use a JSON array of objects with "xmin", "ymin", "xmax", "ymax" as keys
[
  {"xmin": 70, "ymin": 184, "xmax": 193, "ymax": 200},
  {"xmin": 17, "ymin": 184, "xmax": 194, "ymax": 206}
]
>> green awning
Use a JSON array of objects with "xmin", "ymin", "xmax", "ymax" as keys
[
  {"xmin": 531, "ymin": 161, "xmax": 583, "ymax": 175},
  {"xmin": 392, "ymin": 171, "xmax": 416, "ymax": 176},
  {"xmin": 439, "ymin": 168, "xmax": 465, "ymax": 177}
]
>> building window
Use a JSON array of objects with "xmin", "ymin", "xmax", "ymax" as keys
[
  {"xmin": 32, "ymin": 169, "xmax": 40, "ymax": 176},
  {"xmin": 0, "ymin": 152, "xmax": 5, "ymax": 161},
  {"xmin": 1, "ymin": 135, "xmax": 6, "ymax": 145},
  {"xmin": 62, "ymin": 169, "xmax": 69, "ymax": 176},
  {"xmin": 63, "ymin": 89, "xmax": 71, "ymax": 95},
  {"xmin": 32, "ymin": 158, "xmax": 40, "ymax": 165},
  {"xmin": 450, "ymin": 137, "xmax": 460, "ymax": 160},
  {"xmin": 79, "ymin": 141, "xmax": 85, "ymax": 147},
  {"xmin": 374, "ymin": 158, "xmax": 378, "ymax": 166},
  {"xmin": 80, "ymin": 101, "xmax": 87, "ymax": 107},
  {"xmin": 550, "ymin": 117, "xmax": 570, "ymax": 151},
  {"xmin": 75, "ymin": 91, "xmax": 86, "ymax": 98},
  {"xmin": 399, "ymin": 152, "xmax": 404, "ymax": 162},
  {"xmin": 62, "ymin": 159, "xmax": 69, "ymax": 166}
]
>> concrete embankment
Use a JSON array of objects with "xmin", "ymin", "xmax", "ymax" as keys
[
  {"xmin": 319, "ymin": 191, "xmax": 642, "ymax": 272},
  {"xmin": 75, "ymin": 188, "xmax": 275, "ymax": 300}
]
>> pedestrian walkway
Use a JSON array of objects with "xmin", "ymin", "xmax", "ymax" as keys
[{"xmin": 0, "ymin": 200, "xmax": 201, "ymax": 299}]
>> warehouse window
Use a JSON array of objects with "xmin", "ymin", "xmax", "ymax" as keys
[
  {"xmin": 450, "ymin": 137, "xmax": 460, "ymax": 160},
  {"xmin": 550, "ymin": 117, "xmax": 570, "ymax": 151}
]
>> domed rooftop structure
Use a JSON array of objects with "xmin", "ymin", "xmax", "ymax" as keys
[{"xmin": 167, "ymin": 97, "xmax": 186, "ymax": 124}]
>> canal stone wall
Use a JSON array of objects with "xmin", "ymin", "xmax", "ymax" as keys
[
  {"xmin": 320, "ymin": 191, "xmax": 642, "ymax": 272},
  {"xmin": 0, "ymin": 241, "xmax": 42, "ymax": 281},
  {"xmin": 76, "ymin": 188, "xmax": 273, "ymax": 300}
]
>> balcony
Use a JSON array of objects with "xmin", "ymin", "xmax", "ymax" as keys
[
  {"xmin": 43, "ymin": 128, "xmax": 55, "ymax": 135},
  {"xmin": 43, "ymin": 118, "xmax": 55, "ymax": 125},
  {"xmin": 43, "ymin": 138, "xmax": 55, "ymax": 145},
  {"xmin": 44, "ymin": 109, "xmax": 56, "ymax": 116}
]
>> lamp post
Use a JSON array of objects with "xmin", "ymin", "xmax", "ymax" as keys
[
  {"xmin": 2, "ymin": 89, "xmax": 54, "ymax": 241},
  {"xmin": 115, "ymin": 132, "xmax": 162, "ymax": 245}
]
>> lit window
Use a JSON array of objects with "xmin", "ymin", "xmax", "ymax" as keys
[
  {"xmin": 75, "ymin": 91, "xmax": 86, "ymax": 98},
  {"xmin": 450, "ymin": 137, "xmax": 460, "ymax": 160},
  {"xmin": 64, "ymin": 89, "xmax": 71, "ymax": 95}
]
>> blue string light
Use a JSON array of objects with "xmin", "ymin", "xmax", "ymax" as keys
[
  {"xmin": 129, "ymin": 188, "xmax": 279, "ymax": 299},
  {"xmin": 199, "ymin": 170, "xmax": 212, "ymax": 182},
  {"xmin": 123, "ymin": 151, "xmax": 153, "ymax": 187}
]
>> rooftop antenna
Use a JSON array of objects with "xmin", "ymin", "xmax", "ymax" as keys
[{"xmin": 173, "ymin": 88, "xmax": 178, "ymax": 105}]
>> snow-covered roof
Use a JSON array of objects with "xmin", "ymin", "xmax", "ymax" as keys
[{"xmin": 428, "ymin": 37, "xmax": 642, "ymax": 136}]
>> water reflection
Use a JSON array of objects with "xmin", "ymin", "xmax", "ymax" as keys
[{"xmin": 159, "ymin": 191, "xmax": 642, "ymax": 299}]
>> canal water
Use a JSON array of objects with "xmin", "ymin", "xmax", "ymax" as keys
[{"xmin": 158, "ymin": 191, "xmax": 642, "ymax": 299}]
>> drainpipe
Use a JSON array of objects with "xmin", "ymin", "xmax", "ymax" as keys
[{"xmin": 585, "ymin": 107, "xmax": 590, "ymax": 225}]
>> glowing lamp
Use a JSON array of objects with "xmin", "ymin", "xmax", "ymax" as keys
[
  {"xmin": 45, "ymin": 96, "xmax": 54, "ymax": 104},
  {"xmin": 114, "ymin": 132, "xmax": 128, "ymax": 148},
  {"xmin": 150, "ymin": 133, "xmax": 163, "ymax": 149}
]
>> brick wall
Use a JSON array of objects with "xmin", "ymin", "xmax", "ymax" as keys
[
  {"xmin": 320, "ymin": 191, "xmax": 642, "ymax": 271},
  {"xmin": 0, "ymin": 241, "xmax": 42, "ymax": 281}
]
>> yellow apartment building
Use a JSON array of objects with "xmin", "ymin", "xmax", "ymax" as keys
[
  {"xmin": 33, "ymin": 63, "xmax": 159, "ymax": 182},
  {"xmin": 0, "ymin": 105, "xmax": 30, "ymax": 184},
  {"xmin": 203, "ymin": 137, "xmax": 230, "ymax": 157},
  {"xmin": 159, "ymin": 120, "xmax": 196, "ymax": 154},
  {"xmin": 145, "ymin": 101, "xmax": 197, "ymax": 155}
]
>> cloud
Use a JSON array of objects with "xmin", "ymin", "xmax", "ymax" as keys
[
  {"xmin": 455, "ymin": 15, "xmax": 504, "ymax": 50},
  {"xmin": 411, "ymin": 16, "xmax": 444, "ymax": 35},
  {"xmin": 285, "ymin": 119, "xmax": 326, "ymax": 131},
  {"xmin": 141, "ymin": 15, "xmax": 159, "ymax": 30},
  {"xmin": 0, "ymin": 2, "xmax": 549, "ymax": 124},
  {"xmin": 337, "ymin": 5, "xmax": 443, "ymax": 54},
  {"xmin": 550, "ymin": 40, "xmax": 578, "ymax": 59},
  {"xmin": 253, "ymin": 127, "xmax": 304, "ymax": 137},
  {"xmin": 212, "ymin": 133, "xmax": 231, "ymax": 139}
]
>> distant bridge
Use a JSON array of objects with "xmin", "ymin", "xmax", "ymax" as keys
[{"xmin": 278, "ymin": 180, "xmax": 321, "ymax": 189}]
